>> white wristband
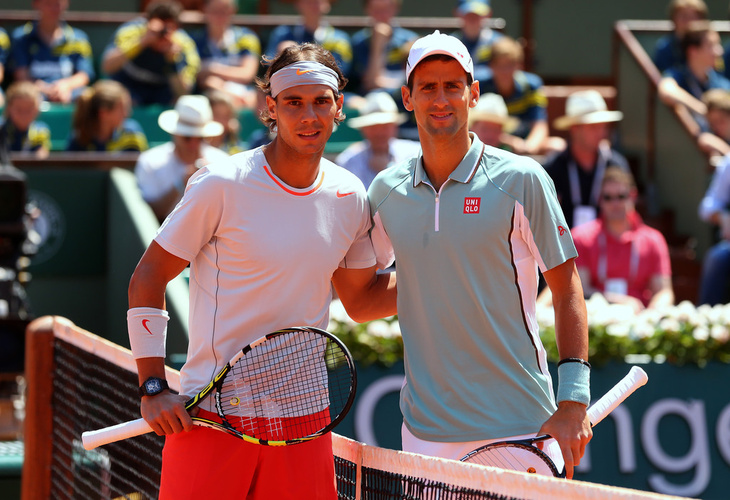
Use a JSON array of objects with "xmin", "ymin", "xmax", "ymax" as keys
[{"xmin": 127, "ymin": 307, "xmax": 169, "ymax": 359}]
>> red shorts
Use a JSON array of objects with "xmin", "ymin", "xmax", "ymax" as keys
[{"xmin": 159, "ymin": 409, "xmax": 337, "ymax": 500}]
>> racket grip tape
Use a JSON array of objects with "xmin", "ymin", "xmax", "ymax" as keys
[
  {"xmin": 586, "ymin": 366, "xmax": 648, "ymax": 427},
  {"xmin": 81, "ymin": 418, "xmax": 154, "ymax": 450}
]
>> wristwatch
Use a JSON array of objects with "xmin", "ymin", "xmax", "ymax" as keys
[{"xmin": 138, "ymin": 377, "xmax": 169, "ymax": 397}]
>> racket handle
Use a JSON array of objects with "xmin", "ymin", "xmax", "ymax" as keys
[
  {"xmin": 81, "ymin": 418, "xmax": 153, "ymax": 450},
  {"xmin": 587, "ymin": 366, "xmax": 648, "ymax": 427}
]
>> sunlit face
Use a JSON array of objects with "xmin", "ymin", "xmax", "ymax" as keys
[
  {"xmin": 570, "ymin": 122, "xmax": 609, "ymax": 152},
  {"xmin": 402, "ymin": 58, "xmax": 479, "ymax": 141},
  {"xmin": 7, "ymin": 96, "xmax": 40, "ymax": 132},
  {"xmin": 673, "ymin": 7, "xmax": 704, "ymax": 36},
  {"xmin": 174, "ymin": 134, "xmax": 204, "ymax": 159},
  {"xmin": 470, "ymin": 120, "xmax": 503, "ymax": 147},
  {"xmin": 599, "ymin": 180, "xmax": 635, "ymax": 223},
  {"xmin": 693, "ymin": 31, "xmax": 723, "ymax": 69},
  {"xmin": 211, "ymin": 102, "xmax": 234, "ymax": 133},
  {"xmin": 267, "ymin": 83, "xmax": 342, "ymax": 156},
  {"xmin": 33, "ymin": 0, "xmax": 68, "ymax": 23},
  {"xmin": 707, "ymin": 108, "xmax": 730, "ymax": 140},
  {"xmin": 366, "ymin": 0, "xmax": 399, "ymax": 24},
  {"xmin": 360, "ymin": 122, "xmax": 398, "ymax": 153},
  {"xmin": 148, "ymin": 19, "xmax": 179, "ymax": 53},
  {"xmin": 489, "ymin": 55, "xmax": 519, "ymax": 90},
  {"xmin": 205, "ymin": 0, "xmax": 235, "ymax": 27},
  {"xmin": 100, "ymin": 98, "xmax": 128, "ymax": 132}
]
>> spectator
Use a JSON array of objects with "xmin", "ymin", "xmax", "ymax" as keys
[
  {"xmin": 102, "ymin": 0, "xmax": 200, "ymax": 106},
  {"xmin": 0, "ymin": 28, "xmax": 9, "ymax": 107},
  {"xmin": 697, "ymin": 88, "xmax": 730, "ymax": 159},
  {"xmin": 335, "ymin": 91, "xmax": 420, "ymax": 189},
  {"xmin": 658, "ymin": 21, "xmax": 730, "ymax": 134},
  {"xmin": 698, "ymin": 153, "xmax": 730, "ymax": 305},
  {"xmin": 135, "ymin": 95, "xmax": 229, "ymax": 222},
  {"xmin": 543, "ymin": 89, "xmax": 627, "ymax": 229},
  {"xmin": 479, "ymin": 37, "xmax": 564, "ymax": 155},
  {"xmin": 265, "ymin": 0, "xmax": 352, "ymax": 76},
  {"xmin": 192, "ymin": 0, "xmax": 261, "ymax": 109},
  {"xmin": 653, "ymin": 0, "xmax": 708, "ymax": 73},
  {"xmin": 452, "ymin": 0, "xmax": 503, "ymax": 84},
  {"xmin": 67, "ymin": 80, "xmax": 148, "ymax": 153},
  {"xmin": 570, "ymin": 167, "xmax": 673, "ymax": 312},
  {"xmin": 205, "ymin": 89, "xmax": 246, "ymax": 155},
  {"xmin": 9, "ymin": 0, "xmax": 94, "ymax": 103},
  {"xmin": 467, "ymin": 92, "xmax": 518, "ymax": 150},
  {"xmin": 349, "ymin": 0, "xmax": 418, "ymax": 96},
  {"xmin": 0, "ymin": 82, "xmax": 51, "ymax": 158}
]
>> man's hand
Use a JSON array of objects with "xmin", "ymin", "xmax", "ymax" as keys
[
  {"xmin": 538, "ymin": 401, "xmax": 592, "ymax": 479},
  {"xmin": 140, "ymin": 391, "xmax": 194, "ymax": 435}
]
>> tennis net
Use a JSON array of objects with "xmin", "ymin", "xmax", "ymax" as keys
[{"xmin": 22, "ymin": 316, "xmax": 686, "ymax": 500}]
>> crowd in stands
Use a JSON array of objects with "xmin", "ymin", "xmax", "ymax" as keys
[{"xmin": 1, "ymin": 0, "xmax": 730, "ymax": 307}]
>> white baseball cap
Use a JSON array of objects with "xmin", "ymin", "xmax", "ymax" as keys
[{"xmin": 405, "ymin": 30, "xmax": 474, "ymax": 83}]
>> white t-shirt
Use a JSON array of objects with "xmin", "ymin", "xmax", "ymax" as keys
[
  {"xmin": 155, "ymin": 147, "xmax": 375, "ymax": 411},
  {"xmin": 135, "ymin": 141, "xmax": 231, "ymax": 202}
]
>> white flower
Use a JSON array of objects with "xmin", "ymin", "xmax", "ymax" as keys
[
  {"xmin": 367, "ymin": 320, "xmax": 396, "ymax": 339},
  {"xmin": 659, "ymin": 318, "xmax": 681, "ymax": 333},
  {"xmin": 630, "ymin": 320, "xmax": 655, "ymax": 339},
  {"xmin": 692, "ymin": 326, "xmax": 709, "ymax": 341},
  {"xmin": 329, "ymin": 299, "xmax": 357, "ymax": 327},
  {"xmin": 606, "ymin": 322, "xmax": 631, "ymax": 337},
  {"xmin": 388, "ymin": 320, "xmax": 402, "ymax": 337},
  {"xmin": 711, "ymin": 324, "xmax": 730, "ymax": 343}
]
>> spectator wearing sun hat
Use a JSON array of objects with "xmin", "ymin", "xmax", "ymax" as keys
[
  {"xmin": 135, "ymin": 94, "xmax": 230, "ymax": 222},
  {"xmin": 336, "ymin": 91, "xmax": 420, "ymax": 189},
  {"xmin": 452, "ymin": 0, "xmax": 503, "ymax": 84},
  {"xmin": 468, "ymin": 92, "xmax": 518, "ymax": 150},
  {"xmin": 542, "ymin": 89, "xmax": 629, "ymax": 229}
]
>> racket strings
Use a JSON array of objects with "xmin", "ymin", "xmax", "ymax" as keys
[
  {"xmin": 216, "ymin": 330, "xmax": 354, "ymax": 441},
  {"xmin": 465, "ymin": 445, "xmax": 558, "ymax": 476}
]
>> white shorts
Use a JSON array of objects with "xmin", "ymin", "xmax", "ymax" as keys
[{"xmin": 401, "ymin": 423, "xmax": 565, "ymax": 473}]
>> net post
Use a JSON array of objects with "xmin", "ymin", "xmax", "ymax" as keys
[{"xmin": 21, "ymin": 316, "xmax": 62, "ymax": 500}]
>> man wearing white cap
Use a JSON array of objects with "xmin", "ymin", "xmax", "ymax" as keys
[
  {"xmin": 368, "ymin": 30, "xmax": 591, "ymax": 478},
  {"xmin": 336, "ymin": 91, "xmax": 420, "ymax": 188},
  {"xmin": 543, "ymin": 89, "xmax": 628, "ymax": 229},
  {"xmin": 467, "ymin": 92, "xmax": 518, "ymax": 149},
  {"xmin": 127, "ymin": 43, "xmax": 396, "ymax": 498},
  {"xmin": 134, "ymin": 94, "xmax": 230, "ymax": 222}
]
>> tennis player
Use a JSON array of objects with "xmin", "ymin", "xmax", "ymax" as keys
[
  {"xmin": 126, "ymin": 43, "xmax": 396, "ymax": 499},
  {"xmin": 368, "ymin": 31, "xmax": 592, "ymax": 479}
]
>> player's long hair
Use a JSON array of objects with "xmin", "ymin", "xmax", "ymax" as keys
[
  {"xmin": 255, "ymin": 42, "xmax": 347, "ymax": 131},
  {"xmin": 72, "ymin": 80, "xmax": 130, "ymax": 148}
]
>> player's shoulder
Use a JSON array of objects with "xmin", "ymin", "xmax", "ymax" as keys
[
  {"xmin": 482, "ymin": 146, "xmax": 553, "ymax": 192},
  {"xmin": 368, "ymin": 157, "xmax": 415, "ymax": 203},
  {"xmin": 321, "ymin": 156, "xmax": 366, "ymax": 190}
]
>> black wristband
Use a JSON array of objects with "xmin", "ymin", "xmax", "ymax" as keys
[{"xmin": 557, "ymin": 357, "xmax": 592, "ymax": 369}]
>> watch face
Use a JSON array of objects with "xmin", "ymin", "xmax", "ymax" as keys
[{"xmin": 146, "ymin": 379, "xmax": 162, "ymax": 393}]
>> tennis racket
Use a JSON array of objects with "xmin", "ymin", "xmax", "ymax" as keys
[
  {"xmin": 460, "ymin": 365, "xmax": 648, "ymax": 477},
  {"xmin": 81, "ymin": 326, "xmax": 356, "ymax": 450}
]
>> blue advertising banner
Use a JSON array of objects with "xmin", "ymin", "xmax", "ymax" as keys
[{"xmin": 334, "ymin": 361, "xmax": 730, "ymax": 499}]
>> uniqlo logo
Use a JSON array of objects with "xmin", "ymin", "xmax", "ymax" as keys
[{"xmin": 464, "ymin": 197, "xmax": 481, "ymax": 214}]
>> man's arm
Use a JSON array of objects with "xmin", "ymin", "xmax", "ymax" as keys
[
  {"xmin": 129, "ymin": 240, "xmax": 193, "ymax": 435},
  {"xmin": 331, "ymin": 266, "xmax": 396, "ymax": 323},
  {"xmin": 658, "ymin": 76, "xmax": 707, "ymax": 115},
  {"xmin": 538, "ymin": 258, "xmax": 592, "ymax": 480}
]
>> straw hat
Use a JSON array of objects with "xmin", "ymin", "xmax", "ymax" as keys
[
  {"xmin": 158, "ymin": 95, "xmax": 224, "ymax": 137},
  {"xmin": 553, "ymin": 90, "xmax": 623, "ymax": 131},
  {"xmin": 347, "ymin": 92, "xmax": 408, "ymax": 129},
  {"xmin": 469, "ymin": 93, "xmax": 519, "ymax": 132}
]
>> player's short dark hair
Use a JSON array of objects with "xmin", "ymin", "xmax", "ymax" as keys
[{"xmin": 255, "ymin": 43, "xmax": 347, "ymax": 131}]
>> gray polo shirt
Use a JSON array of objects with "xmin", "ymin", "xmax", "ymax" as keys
[{"xmin": 369, "ymin": 134, "xmax": 577, "ymax": 441}]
